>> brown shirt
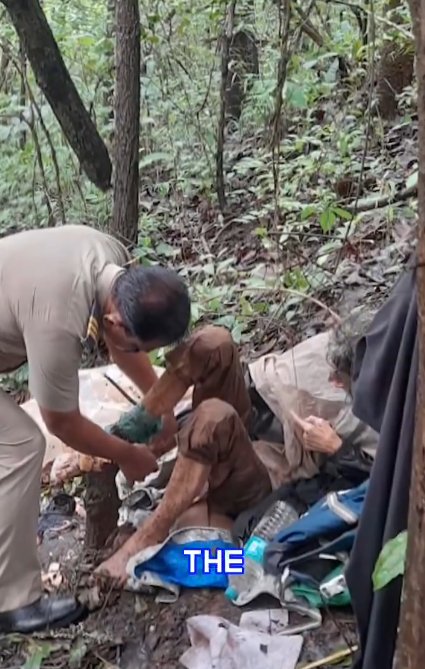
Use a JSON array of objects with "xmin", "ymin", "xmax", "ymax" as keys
[{"xmin": 0, "ymin": 225, "xmax": 131, "ymax": 412}]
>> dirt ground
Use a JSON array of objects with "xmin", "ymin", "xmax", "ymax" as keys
[{"xmin": 7, "ymin": 517, "xmax": 358, "ymax": 669}]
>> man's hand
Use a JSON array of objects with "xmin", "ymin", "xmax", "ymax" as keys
[
  {"xmin": 290, "ymin": 411, "xmax": 342, "ymax": 455},
  {"xmin": 117, "ymin": 443, "xmax": 158, "ymax": 485}
]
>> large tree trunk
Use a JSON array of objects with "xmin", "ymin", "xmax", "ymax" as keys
[
  {"xmin": 393, "ymin": 2, "xmax": 425, "ymax": 667},
  {"xmin": 2, "ymin": 0, "xmax": 112, "ymax": 191},
  {"xmin": 110, "ymin": 0, "xmax": 140, "ymax": 248}
]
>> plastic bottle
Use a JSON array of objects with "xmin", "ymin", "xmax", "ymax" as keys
[{"xmin": 225, "ymin": 500, "xmax": 299, "ymax": 606}]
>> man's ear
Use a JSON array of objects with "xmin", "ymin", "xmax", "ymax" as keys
[{"xmin": 103, "ymin": 312, "xmax": 124, "ymax": 328}]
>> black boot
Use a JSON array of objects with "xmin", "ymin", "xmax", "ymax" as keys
[{"xmin": 0, "ymin": 595, "xmax": 86, "ymax": 634}]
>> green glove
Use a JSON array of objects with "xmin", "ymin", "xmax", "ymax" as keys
[{"xmin": 107, "ymin": 405, "xmax": 163, "ymax": 444}]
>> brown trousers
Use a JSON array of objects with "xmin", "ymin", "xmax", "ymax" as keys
[{"xmin": 144, "ymin": 326, "xmax": 273, "ymax": 518}]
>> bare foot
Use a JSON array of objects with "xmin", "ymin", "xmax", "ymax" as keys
[{"xmin": 95, "ymin": 521, "xmax": 168, "ymax": 587}]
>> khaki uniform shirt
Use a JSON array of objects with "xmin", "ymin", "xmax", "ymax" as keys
[{"xmin": 0, "ymin": 225, "xmax": 131, "ymax": 412}]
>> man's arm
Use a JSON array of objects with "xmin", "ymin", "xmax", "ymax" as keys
[
  {"xmin": 107, "ymin": 346, "xmax": 159, "ymax": 394},
  {"xmin": 40, "ymin": 408, "xmax": 157, "ymax": 482},
  {"xmin": 24, "ymin": 325, "xmax": 157, "ymax": 482},
  {"xmin": 107, "ymin": 344, "xmax": 178, "ymax": 450}
]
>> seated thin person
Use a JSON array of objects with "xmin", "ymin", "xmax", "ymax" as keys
[{"xmin": 97, "ymin": 319, "xmax": 377, "ymax": 583}]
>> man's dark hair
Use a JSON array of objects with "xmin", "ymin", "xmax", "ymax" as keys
[{"xmin": 112, "ymin": 265, "xmax": 191, "ymax": 345}]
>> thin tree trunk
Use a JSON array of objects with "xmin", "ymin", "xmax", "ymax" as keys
[
  {"xmin": 110, "ymin": 0, "xmax": 140, "ymax": 249},
  {"xmin": 393, "ymin": 2, "xmax": 425, "ymax": 667},
  {"xmin": 105, "ymin": 0, "xmax": 115, "ymax": 142},
  {"xmin": 84, "ymin": 464, "xmax": 120, "ymax": 550},
  {"xmin": 2, "ymin": 0, "xmax": 112, "ymax": 191},
  {"xmin": 18, "ymin": 38, "xmax": 26, "ymax": 149},
  {"xmin": 216, "ymin": 0, "xmax": 237, "ymax": 212}
]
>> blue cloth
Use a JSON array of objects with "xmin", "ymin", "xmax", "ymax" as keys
[
  {"xmin": 265, "ymin": 481, "xmax": 368, "ymax": 573},
  {"xmin": 133, "ymin": 539, "xmax": 235, "ymax": 589}
]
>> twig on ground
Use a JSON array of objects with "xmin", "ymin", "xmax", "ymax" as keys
[
  {"xmin": 298, "ymin": 646, "xmax": 359, "ymax": 669},
  {"xmin": 343, "ymin": 183, "xmax": 418, "ymax": 213},
  {"xmin": 234, "ymin": 283, "xmax": 342, "ymax": 323},
  {"xmin": 278, "ymin": 287, "xmax": 342, "ymax": 323}
]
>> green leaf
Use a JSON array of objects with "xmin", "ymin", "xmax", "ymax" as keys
[
  {"xmin": 332, "ymin": 207, "xmax": 353, "ymax": 221},
  {"xmin": 231, "ymin": 322, "xmax": 243, "ymax": 344},
  {"xmin": 22, "ymin": 642, "xmax": 55, "ymax": 669},
  {"xmin": 190, "ymin": 302, "xmax": 201, "ymax": 322},
  {"xmin": 69, "ymin": 637, "xmax": 88, "ymax": 668},
  {"xmin": 214, "ymin": 315, "xmax": 235, "ymax": 330},
  {"xmin": 301, "ymin": 205, "xmax": 317, "ymax": 220},
  {"xmin": 286, "ymin": 82, "xmax": 308, "ymax": 109},
  {"xmin": 155, "ymin": 242, "xmax": 178, "ymax": 258},
  {"xmin": 372, "ymin": 531, "xmax": 407, "ymax": 591},
  {"xmin": 406, "ymin": 170, "xmax": 418, "ymax": 190},
  {"xmin": 319, "ymin": 208, "xmax": 336, "ymax": 232},
  {"xmin": 254, "ymin": 226, "xmax": 268, "ymax": 238}
]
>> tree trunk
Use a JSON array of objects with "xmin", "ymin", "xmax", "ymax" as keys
[
  {"xmin": 2, "ymin": 0, "xmax": 112, "ymax": 191},
  {"xmin": 225, "ymin": 30, "xmax": 259, "ymax": 122},
  {"xmin": 393, "ymin": 2, "xmax": 425, "ymax": 667},
  {"xmin": 376, "ymin": 0, "xmax": 414, "ymax": 120},
  {"xmin": 104, "ymin": 0, "xmax": 115, "ymax": 141},
  {"xmin": 84, "ymin": 464, "xmax": 120, "ymax": 550},
  {"xmin": 18, "ymin": 38, "xmax": 26, "ymax": 150},
  {"xmin": 216, "ymin": 0, "xmax": 237, "ymax": 212},
  {"xmin": 84, "ymin": 0, "xmax": 141, "ymax": 548},
  {"xmin": 110, "ymin": 0, "xmax": 140, "ymax": 249}
]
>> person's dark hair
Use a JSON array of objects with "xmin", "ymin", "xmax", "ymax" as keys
[
  {"xmin": 112, "ymin": 265, "xmax": 191, "ymax": 345},
  {"xmin": 327, "ymin": 309, "xmax": 374, "ymax": 380}
]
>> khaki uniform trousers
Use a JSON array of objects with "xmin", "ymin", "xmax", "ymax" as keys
[{"xmin": 0, "ymin": 388, "xmax": 43, "ymax": 612}]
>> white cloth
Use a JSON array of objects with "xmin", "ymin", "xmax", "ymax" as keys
[{"xmin": 180, "ymin": 614, "xmax": 303, "ymax": 669}]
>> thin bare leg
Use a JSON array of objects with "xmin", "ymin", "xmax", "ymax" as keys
[{"xmin": 95, "ymin": 456, "xmax": 211, "ymax": 585}]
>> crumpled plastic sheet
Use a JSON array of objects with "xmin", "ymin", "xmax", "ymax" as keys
[
  {"xmin": 180, "ymin": 615, "xmax": 303, "ymax": 669},
  {"xmin": 239, "ymin": 609, "xmax": 289, "ymax": 634},
  {"xmin": 116, "ymin": 447, "xmax": 178, "ymax": 527}
]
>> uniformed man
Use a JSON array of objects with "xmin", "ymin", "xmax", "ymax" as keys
[{"xmin": 0, "ymin": 224, "xmax": 190, "ymax": 633}]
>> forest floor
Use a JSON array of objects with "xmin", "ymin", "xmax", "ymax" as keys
[
  {"xmin": 0, "ymin": 83, "xmax": 420, "ymax": 668},
  {"xmin": 0, "ymin": 514, "xmax": 357, "ymax": 669}
]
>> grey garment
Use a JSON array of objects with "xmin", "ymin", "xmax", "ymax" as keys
[
  {"xmin": 346, "ymin": 263, "xmax": 417, "ymax": 669},
  {"xmin": 334, "ymin": 406, "xmax": 378, "ymax": 460}
]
